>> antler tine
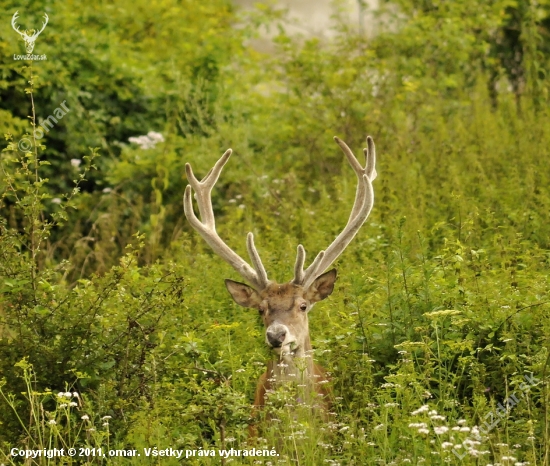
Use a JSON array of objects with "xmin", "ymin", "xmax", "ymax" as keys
[
  {"xmin": 364, "ymin": 136, "xmax": 377, "ymax": 181},
  {"xmin": 333, "ymin": 136, "xmax": 370, "ymax": 224},
  {"xmin": 184, "ymin": 150, "xmax": 269, "ymax": 290},
  {"xmin": 294, "ymin": 136, "xmax": 376, "ymax": 289},
  {"xmin": 247, "ymin": 233, "xmax": 268, "ymax": 286},
  {"xmin": 185, "ymin": 148, "xmax": 231, "ymax": 229},
  {"xmin": 292, "ymin": 245, "xmax": 306, "ymax": 284},
  {"xmin": 301, "ymin": 250, "xmax": 326, "ymax": 285}
]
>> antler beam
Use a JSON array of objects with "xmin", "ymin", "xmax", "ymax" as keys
[
  {"xmin": 292, "ymin": 136, "xmax": 377, "ymax": 289},
  {"xmin": 183, "ymin": 149, "xmax": 270, "ymax": 290}
]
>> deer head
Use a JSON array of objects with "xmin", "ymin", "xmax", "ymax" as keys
[
  {"xmin": 11, "ymin": 11, "xmax": 49, "ymax": 54},
  {"xmin": 183, "ymin": 136, "xmax": 377, "ymax": 363}
]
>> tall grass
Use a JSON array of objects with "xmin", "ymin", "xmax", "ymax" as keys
[{"xmin": 1, "ymin": 1, "xmax": 550, "ymax": 464}]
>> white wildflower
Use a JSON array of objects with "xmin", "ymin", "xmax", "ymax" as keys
[
  {"xmin": 411, "ymin": 405, "xmax": 430, "ymax": 415},
  {"xmin": 434, "ymin": 426, "xmax": 449, "ymax": 435},
  {"xmin": 463, "ymin": 439, "xmax": 481, "ymax": 447},
  {"xmin": 129, "ymin": 131, "xmax": 164, "ymax": 150},
  {"xmin": 48, "ymin": 420, "xmax": 56, "ymax": 425},
  {"xmin": 70, "ymin": 159, "xmax": 81, "ymax": 168},
  {"xmin": 81, "ymin": 415, "xmax": 90, "ymax": 420},
  {"xmin": 409, "ymin": 422, "xmax": 428, "ymax": 429},
  {"xmin": 51, "ymin": 198, "xmax": 62, "ymax": 204},
  {"xmin": 147, "ymin": 131, "xmax": 164, "ymax": 143}
]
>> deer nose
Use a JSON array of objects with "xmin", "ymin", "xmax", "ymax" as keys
[{"xmin": 266, "ymin": 329, "xmax": 287, "ymax": 348}]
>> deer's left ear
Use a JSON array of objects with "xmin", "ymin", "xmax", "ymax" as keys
[{"xmin": 305, "ymin": 269, "xmax": 337, "ymax": 303}]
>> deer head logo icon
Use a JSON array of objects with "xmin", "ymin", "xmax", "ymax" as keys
[{"xmin": 11, "ymin": 11, "xmax": 49, "ymax": 54}]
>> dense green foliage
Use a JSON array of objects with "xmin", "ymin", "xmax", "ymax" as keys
[{"xmin": 1, "ymin": 0, "xmax": 550, "ymax": 464}]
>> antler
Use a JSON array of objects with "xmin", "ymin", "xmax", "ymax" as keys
[
  {"xmin": 11, "ymin": 11, "xmax": 48, "ymax": 38},
  {"xmin": 11, "ymin": 11, "xmax": 25, "ymax": 37},
  {"xmin": 34, "ymin": 13, "xmax": 49, "ymax": 38},
  {"xmin": 183, "ymin": 149, "xmax": 270, "ymax": 291},
  {"xmin": 292, "ymin": 136, "xmax": 377, "ymax": 289}
]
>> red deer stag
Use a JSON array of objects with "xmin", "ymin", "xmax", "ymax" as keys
[{"xmin": 183, "ymin": 136, "xmax": 377, "ymax": 412}]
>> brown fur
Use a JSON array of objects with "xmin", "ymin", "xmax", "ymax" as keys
[
  {"xmin": 254, "ymin": 361, "xmax": 330, "ymax": 406},
  {"xmin": 226, "ymin": 271, "xmax": 337, "ymax": 435}
]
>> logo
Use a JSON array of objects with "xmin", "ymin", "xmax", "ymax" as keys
[{"xmin": 11, "ymin": 11, "xmax": 48, "ymax": 55}]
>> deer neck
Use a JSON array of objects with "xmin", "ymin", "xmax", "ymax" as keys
[{"xmin": 268, "ymin": 334, "xmax": 314, "ymax": 386}]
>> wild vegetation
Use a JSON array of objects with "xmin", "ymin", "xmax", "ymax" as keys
[{"xmin": 1, "ymin": 0, "xmax": 550, "ymax": 464}]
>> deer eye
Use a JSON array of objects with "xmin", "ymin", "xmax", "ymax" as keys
[{"xmin": 299, "ymin": 303, "xmax": 308, "ymax": 311}]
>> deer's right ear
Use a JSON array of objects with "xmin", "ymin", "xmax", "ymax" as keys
[
  {"xmin": 225, "ymin": 279, "xmax": 262, "ymax": 308},
  {"xmin": 305, "ymin": 269, "xmax": 337, "ymax": 303}
]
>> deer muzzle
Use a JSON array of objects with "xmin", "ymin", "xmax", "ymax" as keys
[{"xmin": 266, "ymin": 324, "xmax": 289, "ymax": 348}]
